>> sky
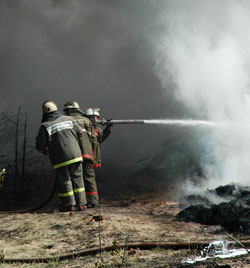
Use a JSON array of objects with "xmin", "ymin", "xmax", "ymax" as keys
[{"xmin": 1, "ymin": 0, "xmax": 250, "ymax": 188}]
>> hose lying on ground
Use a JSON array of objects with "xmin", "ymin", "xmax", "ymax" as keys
[
  {"xmin": 1, "ymin": 242, "xmax": 208, "ymax": 263},
  {"xmin": 2, "ymin": 241, "xmax": 250, "ymax": 264}
]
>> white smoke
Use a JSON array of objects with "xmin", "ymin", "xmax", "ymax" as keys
[{"xmin": 151, "ymin": 1, "xmax": 250, "ymax": 187}]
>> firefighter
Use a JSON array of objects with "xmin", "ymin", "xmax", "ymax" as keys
[
  {"xmin": 63, "ymin": 101, "xmax": 100, "ymax": 208},
  {"xmin": 85, "ymin": 107, "xmax": 113, "ymax": 168},
  {"xmin": 36, "ymin": 100, "xmax": 87, "ymax": 212}
]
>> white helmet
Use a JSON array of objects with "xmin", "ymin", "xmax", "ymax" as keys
[
  {"xmin": 64, "ymin": 101, "xmax": 80, "ymax": 110},
  {"xmin": 86, "ymin": 107, "xmax": 100, "ymax": 116},
  {"xmin": 42, "ymin": 101, "xmax": 58, "ymax": 114}
]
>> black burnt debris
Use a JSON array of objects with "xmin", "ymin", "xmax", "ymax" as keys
[{"xmin": 176, "ymin": 183, "xmax": 250, "ymax": 233}]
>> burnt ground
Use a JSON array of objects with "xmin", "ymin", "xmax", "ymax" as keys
[
  {"xmin": 0, "ymin": 173, "xmax": 250, "ymax": 267},
  {"xmin": 177, "ymin": 184, "xmax": 250, "ymax": 234}
]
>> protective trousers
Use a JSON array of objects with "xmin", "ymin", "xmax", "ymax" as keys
[
  {"xmin": 55, "ymin": 162, "xmax": 86, "ymax": 207},
  {"xmin": 83, "ymin": 160, "xmax": 99, "ymax": 205}
]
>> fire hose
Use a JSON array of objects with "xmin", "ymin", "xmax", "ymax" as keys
[
  {"xmin": 2, "ymin": 241, "xmax": 250, "ymax": 264},
  {"xmin": 1, "ymin": 242, "xmax": 208, "ymax": 263},
  {"xmin": 97, "ymin": 119, "xmax": 145, "ymax": 125}
]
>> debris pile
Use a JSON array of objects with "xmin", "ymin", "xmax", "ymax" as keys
[{"xmin": 177, "ymin": 184, "xmax": 250, "ymax": 233}]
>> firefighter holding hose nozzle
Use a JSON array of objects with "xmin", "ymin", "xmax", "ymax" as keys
[{"xmin": 86, "ymin": 107, "xmax": 113, "ymax": 170}]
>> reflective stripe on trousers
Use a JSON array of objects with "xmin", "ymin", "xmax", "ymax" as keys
[
  {"xmin": 74, "ymin": 187, "xmax": 85, "ymax": 193},
  {"xmin": 58, "ymin": 190, "xmax": 74, "ymax": 197},
  {"xmin": 58, "ymin": 187, "xmax": 85, "ymax": 197}
]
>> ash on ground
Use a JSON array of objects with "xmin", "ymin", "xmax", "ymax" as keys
[{"xmin": 176, "ymin": 183, "xmax": 250, "ymax": 233}]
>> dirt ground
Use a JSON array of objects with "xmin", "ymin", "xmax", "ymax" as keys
[{"xmin": 0, "ymin": 188, "xmax": 250, "ymax": 268}]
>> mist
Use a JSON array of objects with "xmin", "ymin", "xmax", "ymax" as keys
[{"xmin": 1, "ymin": 0, "xmax": 250, "ymax": 190}]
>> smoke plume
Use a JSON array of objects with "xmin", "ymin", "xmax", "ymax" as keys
[{"xmin": 151, "ymin": 0, "xmax": 250, "ymax": 187}]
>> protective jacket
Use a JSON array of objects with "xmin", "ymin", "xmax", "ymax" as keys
[
  {"xmin": 65, "ymin": 109, "xmax": 97, "ymax": 163},
  {"xmin": 93, "ymin": 125, "xmax": 112, "ymax": 168},
  {"xmin": 36, "ymin": 115, "xmax": 83, "ymax": 169}
]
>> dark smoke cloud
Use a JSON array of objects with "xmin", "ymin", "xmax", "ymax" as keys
[{"xmin": 0, "ymin": 0, "xmax": 188, "ymax": 169}]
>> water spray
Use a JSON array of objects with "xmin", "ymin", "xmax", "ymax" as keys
[{"xmin": 97, "ymin": 118, "xmax": 217, "ymax": 127}]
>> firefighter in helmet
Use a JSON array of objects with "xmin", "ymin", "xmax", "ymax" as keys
[
  {"xmin": 36, "ymin": 100, "xmax": 87, "ymax": 212},
  {"xmin": 85, "ymin": 107, "xmax": 113, "ymax": 168},
  {"xmin": 63, "ymin": 101, "xmax": 100, "ymax": 208}
]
